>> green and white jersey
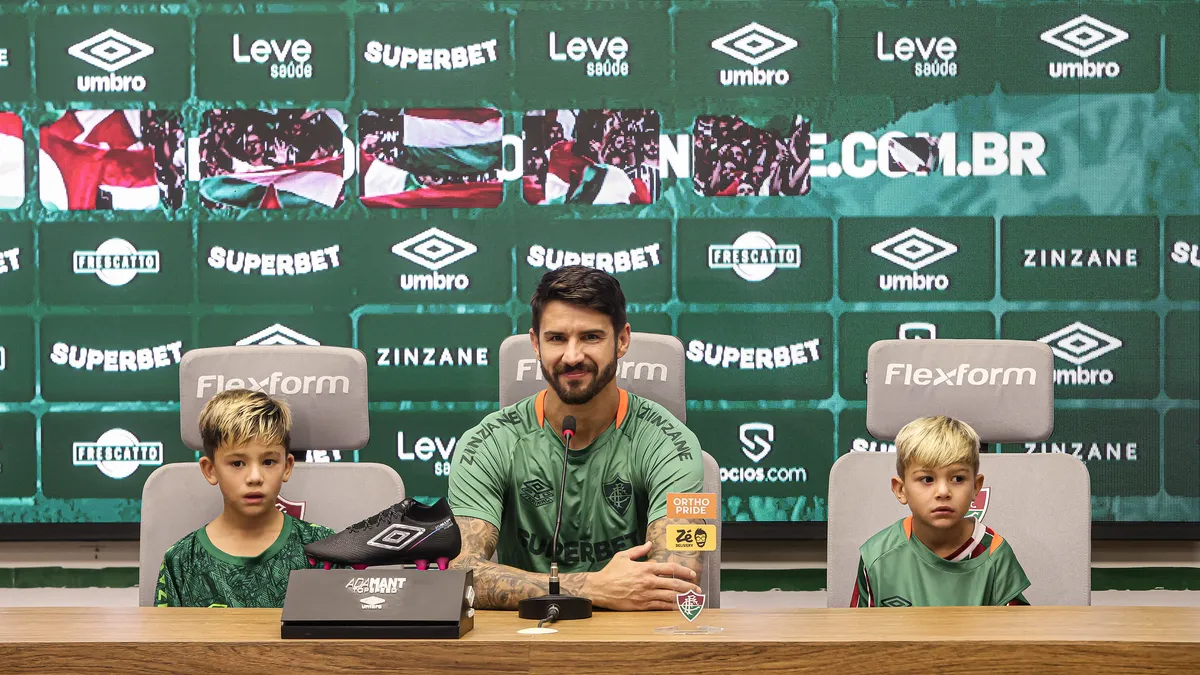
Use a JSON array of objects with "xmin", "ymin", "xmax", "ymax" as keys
[
  {"xmin": 449, "ymin": 389, "xmax": 704, "ymax": 574},
  {"xmin": 852, "ymin": 516, "xmax": 1031, "ymax": 607},
  {"xmin": 155, "ymin": 514, "xmax": 336, "ymax": 608}
]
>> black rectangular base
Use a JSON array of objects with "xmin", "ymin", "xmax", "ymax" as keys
[{"xmin": 281, "ymin": 618, "xmax": 472, "ymax": 640}]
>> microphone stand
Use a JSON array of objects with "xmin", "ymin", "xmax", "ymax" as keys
[{"xmin": 518, "ymin": 415, "xmax": 593, "ymax": 622}]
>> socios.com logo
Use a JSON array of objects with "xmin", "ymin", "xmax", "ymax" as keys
[{"xmin": 718, "ymin": 422, "xmax": 808, "ymax": 484}]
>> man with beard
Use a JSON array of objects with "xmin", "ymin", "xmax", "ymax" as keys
[{"xmin": 448, "ymin": 266, "xmax": 705, "ymax": 611}]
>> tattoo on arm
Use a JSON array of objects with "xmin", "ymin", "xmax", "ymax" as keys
[
  {"xmin": 448, "ymin": 516, "xmax": 588, "ymax": 610},
  {"xmin": 646, "ymin": 517, "xmax": 705, "ymax": 577}
]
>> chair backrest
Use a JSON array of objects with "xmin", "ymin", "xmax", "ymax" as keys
[
  {"xmin": 178, "ymin": 345, "xmax": 370, "ymax": 452},
  {"xmin": 826, "ymin": 452, "xmax": 1090, "ymax": 607},
  {"xmin": 138, "ymin": 462, "xmax": 405, "ymax": 606},
  {"xmin": 498, "ymin": 331, "xmax": 718, "ymax": 604},
  {"xmin": 498, "ymin": 332, "xmax": 687, "ymax": 422},
  {"xmin": 700, "ymin": 450, "xmax": 722, "ymax": 609},
  {"xmin": 828, "ymin": 338, "xmax": 1090, "ymax": 607}
]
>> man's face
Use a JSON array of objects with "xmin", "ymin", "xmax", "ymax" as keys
[
  {"xmin": 201, "ymin": 441, "xmax": 294, "ymax": 519},
  {"xmin": 531, "ymin": 300, "xmax": 629, "ymax": 405},
  {"xmin": 892, "ymin": 463, "xmax": 984, "ymax": 531}
]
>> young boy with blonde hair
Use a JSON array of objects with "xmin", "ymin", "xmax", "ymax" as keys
[
  {"xmin": 155, "ymin": 389, "xmax": 337, "ymax": 607},
  {"xmin": 851, "ymin": 415, "xmax": 1030, "ymax": 607}
]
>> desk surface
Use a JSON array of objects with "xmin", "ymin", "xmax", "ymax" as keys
[{"xmin": 0, "ymin": 607, "xmax": 1197, "ymax": 674}]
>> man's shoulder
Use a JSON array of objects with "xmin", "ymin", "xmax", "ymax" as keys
[
  {"xmin": 859, "ymin": 518, "xmax": 910, "ymax": 567},
  {"xmin": 465, "ymin": 395, "xmax": 541, "ymax": 442},
  {"xmin": 623, "ymin": 393, "xmax": 691, "ymax": 441}
]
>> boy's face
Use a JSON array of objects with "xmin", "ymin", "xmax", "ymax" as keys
[
  {"xmin": 891, "ymin": 463, "xmax": 985, "ymax": 529},
  {"xmin": 200, "ymin": 441, "xmax": 294, "ymax": 518}
]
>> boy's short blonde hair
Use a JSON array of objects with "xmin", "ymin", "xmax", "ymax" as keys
[
  {"xmin": 894, "ymin": 415, "xmax": 980, "ymax": 478},
  {"xmin": 198, "ymin": 389, "xmax": 291, "ymax": 460}
]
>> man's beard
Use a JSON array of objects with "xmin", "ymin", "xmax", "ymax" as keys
[{"xmin": 542, "ymin": 357, "xmax": 618, "ymax": 405}]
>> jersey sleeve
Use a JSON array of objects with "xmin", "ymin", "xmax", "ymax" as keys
[
  {"xmin": 851, "ymin": 556, "xmax": 874, "ymax": 607},
  {"xmin": 637, "ymin": 409, "xmax": 705, "ymax": 524},
  {"xmin": 447, "ymin": 416, "xmax": 511, "ymax": 530},
  {"xmin": 990, "ymin": 538, "xmax": 1032, "ymax": 606},
  {"xmin": 154, "ymin": 546, "xmax": 182, "ymax": 607}
]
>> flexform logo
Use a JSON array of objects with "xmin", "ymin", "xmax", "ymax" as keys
[
  {"xmin": 711, "ymin": 22, "xmax": 797, "ymax": 86},
  {"xmin": 73, "ymin": 238, "xmax": 160, "ymax": 287},
  {"xmin": 548, "ymin": 31, "xmax": 629, "ymax": 78},
  {"xmin": 871, "ymin": 228, "xmax": 958, "ymax": 292},
  {"xmin": 686, "ymin": 339, "xmax": 821, "ymax": 371},
  {"xmin": 195, "ymin": 371, "xmax": 351, "ymax": 397},
  {"xmin": 708, "ymin": 231, "xmax": 800, "ymax": 282},
  {"xmin": 393, "ymin": 228, "xmax": 476, "ymax": 292},
  {"xmin": 515, "ymin": 358, "xmax": 667, "ymax": 383},
  {"xmin": 236, "ymin": 324, "xmax": 320, "ymax": 346},
  {"xmin": 1038, "ymin": 321, "xmax": 1121, "ymax": 386},
  {"xmin": 72, "ymin": 428, "xmax": 163, "ymax": 479},
  {"xmin": 1041, "ymin": 15, "xmax": 1127, "ymax": 79},
  {"xmin": 69, "ymin": 29, "xmax": 154, "ymax": 93},
  {"xmin": 208, "ymin": 245, "xmax": 342, "ymax": 277},
  {"xmin": 363, "ymin": 39, "xmax": 499, "ymax": 71},
  {"xmin": 876, "ymin": 31, "xmax": 958, "ymax": 78},
  {"xmin": 526, "ymin": 244, "xmax": 662, "ymax": 276},
  {"xmin": 233, "ymin": 34, "xmax": 312, "ymax": 80},
  {"xmin": 883, "ymin": 362, "xmax": 1038, "ymax": 387}
]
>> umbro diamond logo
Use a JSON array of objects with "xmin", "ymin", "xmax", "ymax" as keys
[
  {"xmin": 236, "ymin": 324, "xmax": 320, "ymax": 346},
  {"xmin": 392, "ymin": 228, "xmax": 476, "ymax": 272},
  {"xmin": 711, "ymin": 22, "xmax": 797, "ymax": 66},
  {"xmin": 871, "ymin": 228, "xmax": 958, "ymax": 271},
  {"xmin": 367, "ymin": 523, "xmax": 427, "ymax": 551},
  {"xmin": 68, "ymin": 29, "xmax": 155, "ymax": 72},
  {"xmin": 1038, "ymin": 322, "xmax": 1123, "ymax": 366},
  {"xmin": 1040, "ymin": 15, "xmax": 1128, "ymax": 59}
]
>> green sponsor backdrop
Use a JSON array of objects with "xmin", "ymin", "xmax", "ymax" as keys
[{"xmin": 0, "ymin": 0, "xmax": 1195, "ymax": 529}]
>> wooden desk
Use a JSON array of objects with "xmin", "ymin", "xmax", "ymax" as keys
[{"xmin": 0, "ymin": 607, "xmax": 1197, "ymax": 674}]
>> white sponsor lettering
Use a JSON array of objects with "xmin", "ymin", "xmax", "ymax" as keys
[
  {"xmin": 872, "ymin": 228, "xmax": 956, "ymax": 292},
  {"xmin": 50, "ymin": 341, "xmax": 183, "ymax": 372},
  {"xmin": 73, "ymin": 238, "xmax": 160, "ymax": 286},
  {"xmin": 196, "ymin": 372, "xmax": 351, "ymax": 397},
  {"xmin": 1038, "ymin": 322, "xmax": 1122, "ymax": 388},
  {"xmin": 883, "ymin": 362, "xmax": 1038, "ymax": 386},
  {"xmin": 72, "ymin": 428, "xmax": 163, "ymax": 479},
  {"xmin": 851, "ymin": 438, "xmax": 896, "ymax": 453},
  {"xmin": 708, "ymin": 232, "xmax": 800, "ymax": 282},
  {"xmin": 515, "ymin": 358, "xmax": 667, "ymax": 382},
  {"xmin": 549, "ymin": 31, "xmax": 629, "ymax": 77},
  {"xmin": 686, "ymin": 339, "xmax": 821, "ymax": 370},
  {"xmin": 363, "ymin": 39, "xmax": 499, "ymax": 70},
  {"xmin": 876, "ymin": 32, "xmax": 958, "ymax": 77},
  {"xmin": 232, "ymin": 34, "xmax": 313, "ymax": 79},
  {"xmin": 526, "ymin": 243, "xmax": 661, "ymax": 274},
  {"xmin": 236, "ymin": 324, "xmax": 320, "ymax": 347},
  {"xmin": 346, "ymin": 577, "xmax": 407, "ymax": 594},
  {"xmin": 1041, "ymin": 15, "xmax": 1127, "ymax": 80},
  {"xmin": 1025, "ymin": 441, "xmax": 1137, "ymax": 461},
  {"xmin": 0, "ymin": 247, "xmax": 20, "ymax": 274},
  {"xmin": 1170, "ymin": 241, "xmax": 1200, "ymax": 268},
  {"xmin": 810, "ymin": 131, "xmax": 1047, "ymax": 179},
  {"xmin": 1023, "ymin": 248, "xmax": 1138, "ymax": 268},
  {"xmin": 208, "ymin": 245, "xmax": 341, "ymax": 276},
  {"xmin": 376, "ymin": 347, "xmax": 489, "ymax": 367},
  {"xmin": 69, "ymin": 29, "xmax": 154, "ymax": 93},
  {"xmin": 711, "ymin": 22, "xmax": 796, "ymax": 87}
]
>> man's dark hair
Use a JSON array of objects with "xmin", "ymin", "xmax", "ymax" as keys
[{"xmin": 531, "ymin": 266, "xmax": 627, "ymax": 336}]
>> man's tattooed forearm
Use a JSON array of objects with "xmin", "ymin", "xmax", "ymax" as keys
[
  {"xmin": 449, "ymin": 516, "xmax": 585, "ymax": 610},
  {"xmin": 646, "ymin": 518, "xmax": 705, "ymax": 573}
]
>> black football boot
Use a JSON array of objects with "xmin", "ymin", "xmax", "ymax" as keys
[{"xmin": 304, "ymin": 498, "xmax": 462, "ymax": 571}]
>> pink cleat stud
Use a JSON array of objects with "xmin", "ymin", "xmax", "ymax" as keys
[
  {"xmin": 351, "ymin": 564, "xmax": 368, "ymax": 571},
  {"xmin": 436, "ymin": 557, "xmax": 449, "ymax": 571},
  {"xmin": 415, "ymin": 560, "xmax": 429, "ymax": 571},
  {"xmin": 308, "ymin": 557, "xmax": 316, "ymax": 567},
  {"xmin": 323, "ymin": 561, "xmax": 332, "ymax": 570}
]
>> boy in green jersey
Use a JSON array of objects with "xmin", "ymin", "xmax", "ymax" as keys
[
  {"xmin": 154, "ymin": 389, "xmax": 337, "ymax": 607},
  {"xmin": 852, "ymin": 416, "xmax": 1031, "ymax": 607}
]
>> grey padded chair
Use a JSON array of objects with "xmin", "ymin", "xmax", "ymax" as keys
[
  {"xmin": 499, "ymin": 332, "xmax": 721, "ymax": 607},
  {"xmin": 139, "ymin": 345, "xmax": 402, "ymax": 607},
  {"xmin": 827, "ymin": 339, "xmax": 1091, "ymax": 607}
]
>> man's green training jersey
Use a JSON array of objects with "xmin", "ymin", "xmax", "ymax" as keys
[
  {"xmin": 449, "ymin": 389, "xmax": 704, "ymax": 574},
  {"xmin": 852, "ymin": 516, "xmax": 1031, "ymax": 607},
  {"xmin": 155, "ymin": 514, "xmax": 336, "ymax": 608}
]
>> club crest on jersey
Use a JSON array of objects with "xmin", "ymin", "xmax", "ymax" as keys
[
  {"xmin": 275, "ymin": 495, "xmax": 306, "ymax": 520},
  {"xmin": 367, "ymin": 523, "xmax": 427, "ymax": 551},
  {"xmin": 603, "ymin": 474, "xmax": 633, "ymax": 517},
  {"xmin": 967, "ymin": 486, "xmax": 990, "ymax": 521},
  {"xmin": 676, "ymin": 589, "xmax": 705, "ymax": 622}
]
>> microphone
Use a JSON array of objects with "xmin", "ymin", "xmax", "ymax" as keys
[{"xmin": 518, "ymin": 415, "xmax": 593, "ymax": 622}]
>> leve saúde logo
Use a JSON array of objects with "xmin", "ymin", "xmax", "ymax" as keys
[
  {"xmin": 548, "ymin": 31, "xmax": 629, "ymax": 78},
  {"xmin": 232, "ymin": 34, "xmax": 313, "ymax": 80}
]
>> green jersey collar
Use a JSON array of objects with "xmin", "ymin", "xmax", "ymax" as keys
[{"xmin": 199, "ymin": 513, "xmax": 294, "ymax": 567}]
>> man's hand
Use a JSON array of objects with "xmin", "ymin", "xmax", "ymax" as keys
[{"xmin": 585, "ymin": 540, "xmax": 701, "ymax": 611}]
